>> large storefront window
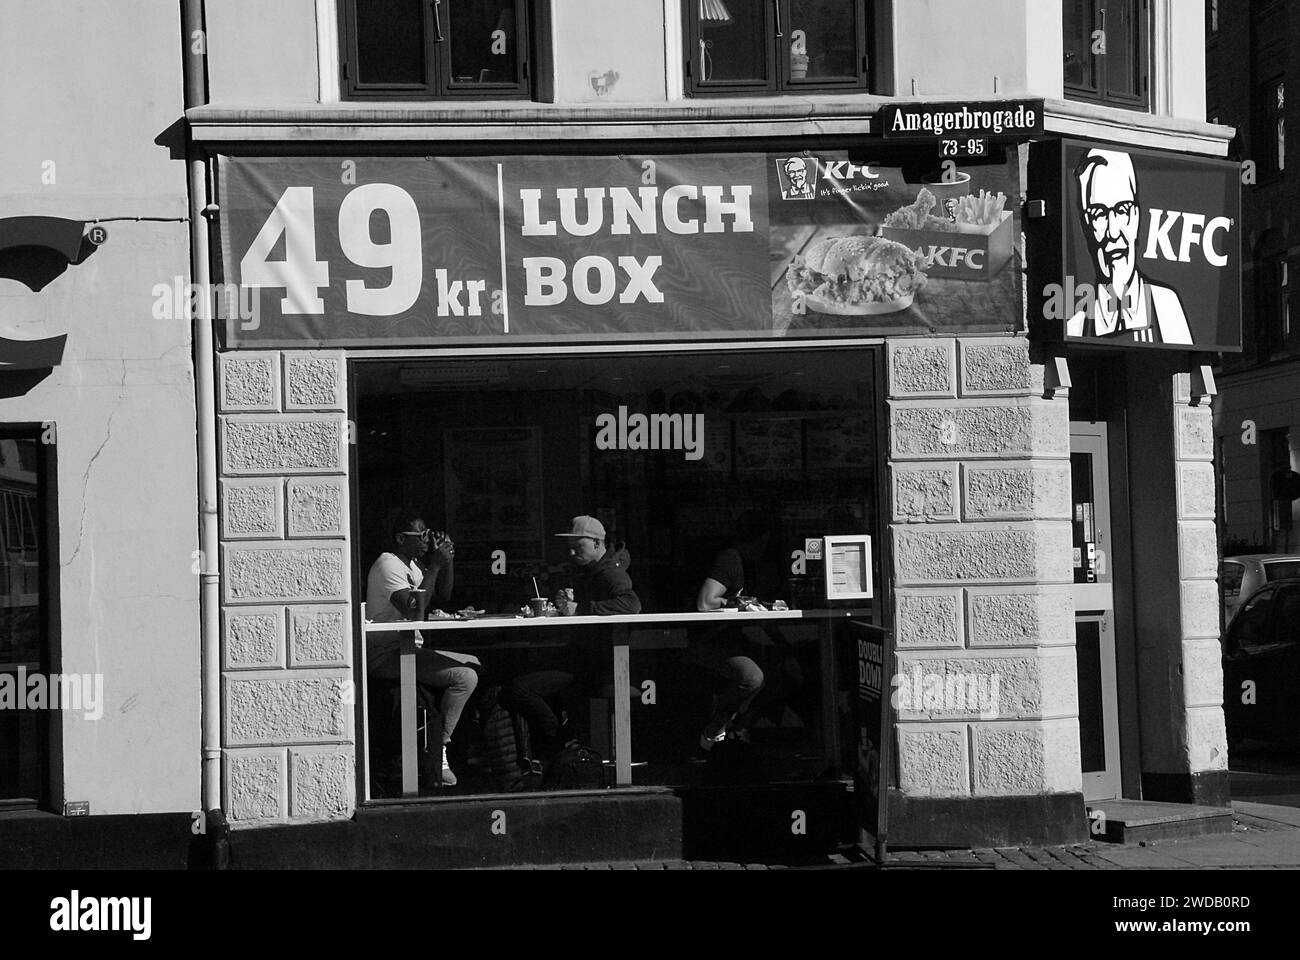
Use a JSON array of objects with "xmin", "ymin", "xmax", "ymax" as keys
[{"xmin": 355, "ymin": 347, "xmax": 882, "ymax": 798}]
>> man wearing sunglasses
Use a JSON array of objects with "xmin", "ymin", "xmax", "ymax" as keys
[{"xmin": 366, "ymin": 507, "xmax": 478, "ymax": 787}]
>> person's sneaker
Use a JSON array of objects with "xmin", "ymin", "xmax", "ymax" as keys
[
  {"xmin": 699, "ymin": 729, "xmax": 727, "ymax": 752},
  {"xmin": 440, "ymin": 760, "xmax": 458, "ymax": 787}
]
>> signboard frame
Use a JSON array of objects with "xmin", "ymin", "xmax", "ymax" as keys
[{"xmin": 1027, "ymin": 138, "xmax": 1243, "ymax": 353}]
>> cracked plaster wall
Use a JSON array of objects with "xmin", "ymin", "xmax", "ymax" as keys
[{"xmin": 0, "ymin": 2, "xmax": 199, "ymax": 814}]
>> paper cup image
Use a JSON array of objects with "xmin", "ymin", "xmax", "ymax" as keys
[
  {"xmin": 527, "ymin": 597, "xmax": 549, "ymax": 617},
  {"xmin": 920, "ymin": 172, "xmax": 972, "ymax": 222}
]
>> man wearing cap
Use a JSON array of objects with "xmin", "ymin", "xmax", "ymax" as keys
[
  {"xmin": 552, "ymin": 515, "xmax": 641, "ymax": 617},
  {"xmin": 501, "ymin": 515, "xmax": 640, "ymax": 776}
]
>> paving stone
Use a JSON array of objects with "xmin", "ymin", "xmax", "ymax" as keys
[
  {"xmin": 994, "ymin": 847, "xmax": 1045, "ymax": 869},
  {"xmin": 1022, "ymin": 848, "xmax": 1071, "ymax": 869}
]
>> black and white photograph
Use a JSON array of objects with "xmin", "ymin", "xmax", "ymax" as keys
[{"xmin": 0, "ymin": 0, "xmax": 1294, "ymax": 944}]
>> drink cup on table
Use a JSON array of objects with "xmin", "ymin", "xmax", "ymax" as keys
[{"xmin": 527, "ymin": 597, "xmax": 549, "ymax": 618}]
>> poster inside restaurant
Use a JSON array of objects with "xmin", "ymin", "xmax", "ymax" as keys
[{"xmin": 218, "ymin": 152, "xmax": 1023, "ymax": 347}]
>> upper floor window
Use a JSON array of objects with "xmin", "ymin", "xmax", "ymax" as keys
[
  {"xmin": 1063, "ymin": 0, "xmax": 1150, "ymax": 111},
  {"xmin": 684, "ymin": 0, "xmax": 871, "ymax": 96},
  {"xmin": 1254, "ymin": 243, "xmax": 1291, "ymax": 362},
  {"xmin": 1256, "ymin": 77, "xmax": 1286, "ymax": 181},
  {"xmin": 340, "ymin": 0, "xmax": 530, "ymax": 100}
]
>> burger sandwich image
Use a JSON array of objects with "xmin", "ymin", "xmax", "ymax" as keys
[{"xmin": 786, "ymin": 235, "xmax": 928, "ymax": 315}]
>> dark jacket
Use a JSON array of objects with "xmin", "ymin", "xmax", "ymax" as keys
[{"xmin": 572, "ymin": 552, "xmax": 641, "ymax": 616}]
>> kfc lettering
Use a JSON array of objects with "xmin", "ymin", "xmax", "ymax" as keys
[
  {"xmin": 913, "ymin": 244, "xmax": 987, "ymax": 270},
  {"xmin": 1143, "ymin": 209, "xmax": 1233, "ymax": 268}
]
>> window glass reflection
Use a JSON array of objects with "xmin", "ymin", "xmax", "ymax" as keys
[
  {"xmin": 1063, "ymin": 0, "xmax": 1094, "ymax": 90},
  {"xmin": 448, "ymin": 1, "xmax": 518, "ymax": 85},
  {"xmin": 788, "ymin": 0, "xmax": 857, "ymax": 81},
  {"xmin": 698, "ymin": 0, "xmax": 767, "ymax": 83},
  {"xmin": 354, "ymin": 0, "xmax": 427, "ymax": 85}
]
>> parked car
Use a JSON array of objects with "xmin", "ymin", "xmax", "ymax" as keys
[
  {"xmin": 1221, "ymin": 554, "xmax": 1300, "ymax": 624},
  {"xmin": 1222, "ymin": 577, "xmax": 1300, "ymax": 748}
]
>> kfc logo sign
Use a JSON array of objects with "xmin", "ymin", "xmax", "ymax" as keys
[
  {"xmin": 775, "ymin": 157, "xmax": 819, "ymax": 200},
  {"xmin": 775, "ymin": 157, "xmax": 882, "ymax": 201},
  {"xmin": 1032, "ymin": 140, "xmax": 1242, "ymax": 353}
]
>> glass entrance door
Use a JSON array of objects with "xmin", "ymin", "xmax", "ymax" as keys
[{"xmin": 1071, "ymin": 423, "xmax": 1121, "ymax": 801}]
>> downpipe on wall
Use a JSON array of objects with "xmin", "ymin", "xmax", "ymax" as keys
[{"xmin": 181, "ymin": 0, "xmax": 226, "ymax": 867}]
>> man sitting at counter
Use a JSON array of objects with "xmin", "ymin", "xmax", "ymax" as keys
[
  {"xmin": 694, "ymin": 511, "xmax": 769, "ymax": 752},
  {"xmin": 502, "ymin": 516, "xmax": 640, "ymax": 776},
  {"xmin": 365, "ymin": 508, "xmax": 479, "ymax": 787}
]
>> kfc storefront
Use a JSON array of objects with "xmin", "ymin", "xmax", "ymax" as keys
[
  {"xmin": 1023, "ymin": 139, "xmax": 1242, "ymax": 820},
  {"xmin": 205, "ymin": 117, "xmax": 1236, "ymax": 862}
]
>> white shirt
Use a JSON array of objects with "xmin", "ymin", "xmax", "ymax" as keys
[
  {"xmin": 364, "ymin": 552, "xmax": 479, "ymax": 666},
  {"xmin": 366, "ymin": 551, "xmax": 422, "ymax": 623},
  {"xmin": 1067, "ymin": 274, "xmax": 1193, "ymax": 345}
]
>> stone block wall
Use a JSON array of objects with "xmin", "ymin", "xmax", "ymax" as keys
[
  {"xmin": 1170, "ymin": 375, "xmax": 1229, "ymax": 782},
  {"xmin": 888, "ymin": 336, "xmax": 1082, "ymax": 801},
  {"xmin": 218, "ymin": 350, "xmax": 355, "ymax": 826}
]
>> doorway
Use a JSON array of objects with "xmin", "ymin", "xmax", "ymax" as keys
[{"xmin": 1071, "ymin": 422, "xmax": 1122, "ymax": 801}]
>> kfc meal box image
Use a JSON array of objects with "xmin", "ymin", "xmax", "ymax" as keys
[{"xmin": 878, "ymin": 187, "xmax": 1014, "ymax": 283}]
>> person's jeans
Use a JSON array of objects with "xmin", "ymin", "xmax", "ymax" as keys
[
  {"xmin": 501, "ymin": 670, "xmax": 581, "ymax": 758},
  {"xmin": 373, "ymin": 650, "xmax": 479, "ymax": 745},
  {"xmin": 689, "ymin": 635, "xmax": 765, "ymax": 738}
]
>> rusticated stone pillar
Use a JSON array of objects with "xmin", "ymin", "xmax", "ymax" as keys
[{"xmin": 887, "ymin": 335, "xmax": 1086, "ymax": 846}]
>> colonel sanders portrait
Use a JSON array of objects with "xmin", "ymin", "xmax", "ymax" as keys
[{"xmin": 1067, "ymin": 148, "xmax": 1192, "ymax": 345}]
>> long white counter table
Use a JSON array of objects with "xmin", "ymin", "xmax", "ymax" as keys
[{"xmin": 363, "ymin": 608, "xmax": 871, "ymax": 796}]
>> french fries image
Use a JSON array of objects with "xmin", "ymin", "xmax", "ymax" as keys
[{"xmin": 953, "ymin": 189, "xmax": 1008, "ymax": 227}]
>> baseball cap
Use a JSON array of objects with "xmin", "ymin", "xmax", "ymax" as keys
[{"xmin": 555, "ymin": 515, "xmax": 606, "ymax": 540}]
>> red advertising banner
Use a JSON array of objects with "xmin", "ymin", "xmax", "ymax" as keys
[{"xmin": 217, "ymin": 152, "xmax": 1023, "ymax": 347}]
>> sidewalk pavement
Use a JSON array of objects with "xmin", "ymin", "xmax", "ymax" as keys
[{"xmin": 509, "ymin": 801, "xmax": 1300, "ymax": 870}]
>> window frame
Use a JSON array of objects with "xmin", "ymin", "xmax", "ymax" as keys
[
  {"xmin": 1254, "ymin": 75, "xmax": 1286, "ymax": 184},
  {"xmin": 682, "ymin": 0, "xmax": 872, "ymax": 97},
  {"xmin": 1254, "ymin": 248, "xmax": 1290, "ymax": 361},
  {"xmin": 339, "ymin": 0, "xmax": 532, "ymax": 101},
  {"xmin": 0, "ymin": 426, "xmax": 59, "ymax": 812},
  {"xmin": 1063, "ymin": 0, "xmax": 1152, "ymax": 112}
]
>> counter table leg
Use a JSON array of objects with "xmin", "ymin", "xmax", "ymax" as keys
[
  {"xmin": 400, "ymin": 636, "xmax": 419, "ymax": 797},
  {"xmin": 613, "ymin": 634, "xmax": 632, "ymax": 786},
  {"xmin": 819, "ymin": 621, "xmax": 841, "ymax": 775}
]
